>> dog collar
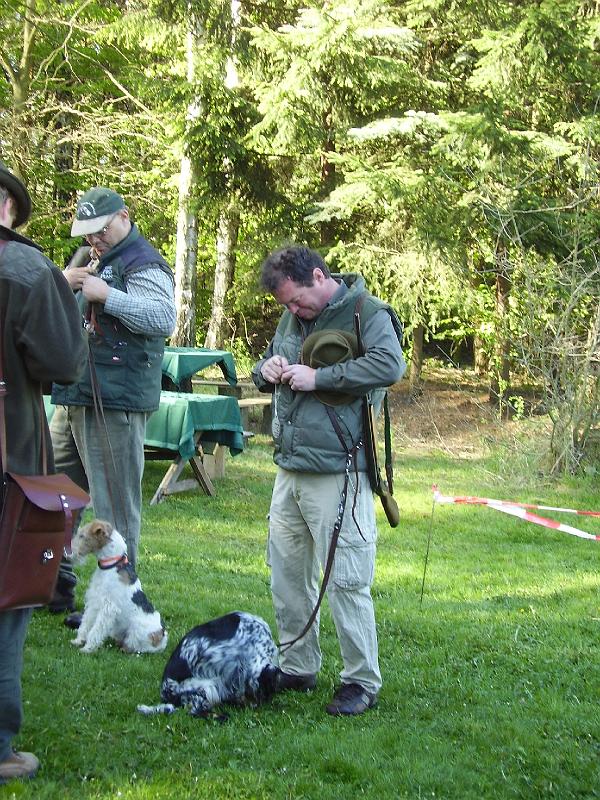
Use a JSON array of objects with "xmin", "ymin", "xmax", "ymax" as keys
[{"xmin": 98, "ymin": 554, "xmax": 128, "ymax": 570}]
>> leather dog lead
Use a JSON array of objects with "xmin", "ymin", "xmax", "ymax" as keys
[
  {"xmin": 278, "ymin": 431, "xmax": 363, "ymax": 653},
  {"xmin": 87, "ymin": 336, "xmax": 131, "ymax": 537},
  {"xmin": 354, "ymin": 303, "xmax": 399, "ymax": 527}
]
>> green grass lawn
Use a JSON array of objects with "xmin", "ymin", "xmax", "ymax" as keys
[{"xmin": 6, "ymin": 428, "xmax": 600, "ymax": 800}]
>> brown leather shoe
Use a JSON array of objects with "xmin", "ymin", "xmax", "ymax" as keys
[
  {"xmin": 276, "ymin": 671, "xmax": 317, "ymax": 692},
  {"xmin": 326, "ymin": 683, "xmax": 377, "ymax": 716},
  {"xmin": 0, "ymin": 751, "xmax": 39, "ymax": 783}
]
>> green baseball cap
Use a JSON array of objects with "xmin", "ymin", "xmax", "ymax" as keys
[
  {"xmin": 0, "ymin": 161, "xmax": 32, "ymax": 228},
  {"xmin": 71, "ymin": 186, "xmax": 125, "ymax": 236}
]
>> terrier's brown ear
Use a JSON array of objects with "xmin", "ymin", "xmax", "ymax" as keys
[{"xmin": 90, "ymin": 519, "xmax": 113, "ymax": 546}]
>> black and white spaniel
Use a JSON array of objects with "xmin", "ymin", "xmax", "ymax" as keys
[{"xmin": 137, "ymin": 611, "xmax": 281, "ymax": 718}]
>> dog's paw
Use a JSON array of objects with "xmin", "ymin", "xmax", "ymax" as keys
[
  {"xmin": 80, "ymin": 643, "xmax": 99, "ymax": 653},
  {"xmin": 71, "ymin": 637, "xmax": 85, "ymax": 647}
]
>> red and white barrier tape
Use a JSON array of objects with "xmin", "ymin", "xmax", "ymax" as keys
[{"xmin": 432, "ymin": 487, "xmax": 600, "ymax": 541}]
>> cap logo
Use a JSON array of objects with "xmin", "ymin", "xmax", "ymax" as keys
[{"xmin": 79, "ymin": 202, "xmax": 96, "ymax": 218}]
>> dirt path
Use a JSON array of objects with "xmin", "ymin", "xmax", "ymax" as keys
[{"xmin": 389, "ymin": 366, "xmax": 507, "ymax": 457}]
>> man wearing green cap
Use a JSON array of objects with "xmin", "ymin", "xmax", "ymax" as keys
[
  {"xmin": 50, "ymin": 186, "xmax": 175, "ymax": 622},
  {"xmin": 0, "ymin": 162, "xmax": 85, "ymax": 782},
  {"xmin": 252, "ymin": 245, "xmax": 405, "ymax": 716}
]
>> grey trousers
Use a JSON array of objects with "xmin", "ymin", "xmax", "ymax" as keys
[
  {"xmin": 0, "ymin": 609, "xmax": 32, "ymax": 761},
  {"xmin": 268, "ymin": 468, "xmax": 382, "ymax": 695},
  {"xmin": 50, "ymin": 404, "xmax": 147, "ymax": 568}
]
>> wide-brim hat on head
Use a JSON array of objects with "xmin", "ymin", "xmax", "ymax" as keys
[
  {"xmin": 0, "ymin": 161, "xmax": 32, "ymax": 228},
  {"xmin": 301, "ymin": 329, "xmax": 359, "ymax": 406},
  {"xmin": 71, "ymin": 186, "xmax": 125, "ymax": 236}
]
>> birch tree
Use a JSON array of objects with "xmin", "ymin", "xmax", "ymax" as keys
[
  {"xmin": 172, "ymin": 6, "xmax": 203, "ymax": 348},
  {"xmin": 204, "ymin": 0, "xmax": 241, "ymax": 350}
]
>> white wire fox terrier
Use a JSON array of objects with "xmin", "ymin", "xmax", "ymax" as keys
[
  {"xmin": 137, "ymin": 611, "xmax": 281, "ymax": 719},
  {"xmin": 70, "ymin": 519, "xmax": 168, "ymax": 655}
]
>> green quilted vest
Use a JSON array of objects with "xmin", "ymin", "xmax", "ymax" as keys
[{"xmin": 52, "ymin": 226, "xmax": 172, "ymax": 412}]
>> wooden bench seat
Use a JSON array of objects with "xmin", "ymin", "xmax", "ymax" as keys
[
  {"xmin": 191, "ymin": 378, "xmax": 255, "ymax": 396},
  {"xmin": 237, "ymin": 397, "xmax": 272, "ymax": 408}
]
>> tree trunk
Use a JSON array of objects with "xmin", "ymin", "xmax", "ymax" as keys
[
  {"xmin": 2, "ymin": 0, "xmax": 36, "ymax": 182},
  {"xmin": 489, "ymin": 245, "xmax": 512, "ymax": 407},
  {"xmin": 409, "ymin": 323, "xmax": 425, "ymax": 398},
  {"xmin": 171, "ymin": 9, "xmax": 203, "ymax": 347},
  {"xmin": 204, "ymin": 202, "xmax": 240, "ymax": 349},
  {"xmin": 473, "ymin": 334, "xmax": 488, "ymax": 376},
  {"xmin": 172, "ymin": 154, "xmax": 198, "ymax": 348},
  {"xmin": 204, "ymin": 0, "xmax": 241, "ymax": 351}
]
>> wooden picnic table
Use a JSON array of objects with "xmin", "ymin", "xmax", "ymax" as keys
[
  {"xmin": 45, "ymin": 391, "xmax": 245, "ymax": 504},
  {"xmin": 144, "ymin": 391, "xmax": 245, "ymax": 503}
]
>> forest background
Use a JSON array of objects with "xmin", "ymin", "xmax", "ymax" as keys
[{"xmin": 1, "ymin": 0, "xmax": 599, "ymax": 474}]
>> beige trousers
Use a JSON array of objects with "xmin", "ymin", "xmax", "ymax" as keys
[{"xmin": 268, "ymin": 467, "xmax": 382, "ymax": 694}]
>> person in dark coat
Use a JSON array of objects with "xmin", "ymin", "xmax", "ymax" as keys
[{"xmin": 0, "ymin": 162, "xmax": 85, "ymax": 783}]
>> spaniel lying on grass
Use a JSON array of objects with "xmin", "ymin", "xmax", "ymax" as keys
[
  {"xmin": 70, "ymin": 519, "xmax": 168, "ymax": 655},
  {"xmin": 137, "ymin": 611, "xmax": 281, "ymax": 719}
]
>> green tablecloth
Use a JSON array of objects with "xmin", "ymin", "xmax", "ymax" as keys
[
  {"xmin": 45, "ymin": 393, "xmax": 245, "ymax": 463},
  {"xmin": 161, "ymin": 346, "xmax": 237, "ymax": 388},
  {"xmin": 144, "ymin": 391, "xmax": 244, "ymax": 461}
]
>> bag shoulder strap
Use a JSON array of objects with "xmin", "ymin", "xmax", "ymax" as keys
[{"xmin": 0, "ymin": 246, "xmax": 8, "ymax": 475}]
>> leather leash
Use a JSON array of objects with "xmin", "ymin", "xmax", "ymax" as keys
[
  {"xmin": 87, "ymin": 315, "xmax": 131, "ymax": 538},
  {"xmin": 278, "ymin": 429, "xmax": 362, "ymax": 653}
]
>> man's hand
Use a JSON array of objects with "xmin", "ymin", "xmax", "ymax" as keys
[
  {"xmin": 281, "ymin": 363, "xmax": 316, "ymax": 393},
  {"xmin": 261, "ymin": 354, "xmax": 290, "ymax": 384},
  {"xmin": 81, "ymin": 275, "xmax": 110, "ymax": 303},
  {"xmin": 63, "ymin": 265, "xmax": 96, "ymax": 291}
]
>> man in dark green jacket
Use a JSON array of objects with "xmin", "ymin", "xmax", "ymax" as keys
[
  {"xmin": 0, "ymin": 162, "xmax": 85, "ymax": 783},
  {"xmin": 253, "ymin": 245, "xmax": 405, "ymax": 716}
]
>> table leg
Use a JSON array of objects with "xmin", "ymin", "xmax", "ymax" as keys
[
  {"xmin": 149, "ymin": 456, "xmax": 188, "ymax": 505},
  {"xmin": 189, "ymin": 455, "xmax": 216, "ymax": 495},
  {"xmin": 147, "ymin": 432, "xmax": 216, "ymax": 504},
  {"xmin": 200, "ymin": 444, "xmax": 226, "ymax": 480}
]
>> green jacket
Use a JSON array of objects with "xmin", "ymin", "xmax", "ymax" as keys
[
  {"xmin": 252, "ymin": 273, "xmax": 405, "ymax": 474},
  {"xmin": 52, "ymin": 226, "xmax": 172, "ymax": 413}
]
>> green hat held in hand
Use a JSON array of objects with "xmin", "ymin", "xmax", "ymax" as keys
[{"xmin": 301, "ymin": 329, "xmax": 359, "ymax": 406}]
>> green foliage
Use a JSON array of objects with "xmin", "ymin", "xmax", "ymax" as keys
[
  {"xmin": 0, "ymin": 0, "xmax": 183, "ymax": 262},
  {"xmin": 1, "ymin": 0, "xmax": 599, "ymax": 465}
]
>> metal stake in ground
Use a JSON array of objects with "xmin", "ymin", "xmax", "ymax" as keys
[{"xmin": 419, "ymin": 490, "xmax": 438, "ymax": 607}]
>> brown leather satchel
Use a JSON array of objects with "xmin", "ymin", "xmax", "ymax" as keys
[
  {"xmin": 0, "ymin": 300, "xmax": 90, "ymax": 611},
  {"xmin": 0, "ymin": 472, "xmax": 89, "ymax": 610}
]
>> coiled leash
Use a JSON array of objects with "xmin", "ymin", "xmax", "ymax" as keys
[{"xmin": 278, "ymin": 414, "xmax": 363, "ymax": 653}]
